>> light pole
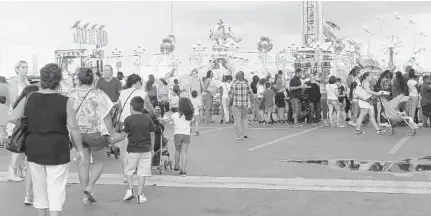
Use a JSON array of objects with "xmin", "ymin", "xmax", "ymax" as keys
[{"xmin": 112, "ymin": 48, "xmax": 122, "ymax": 72}]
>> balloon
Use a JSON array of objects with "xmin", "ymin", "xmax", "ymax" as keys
[{"xmin": 257, "ymin": 36, "xmax": 273, "ymax": 52}]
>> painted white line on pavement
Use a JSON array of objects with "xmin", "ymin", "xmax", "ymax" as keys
[
  {"xmin": 168, "ymin": 127, "xmax": 230, "ymax": 140},
  {"xmin": 389, "ymin": 136, "xmax": 410, "ymax": 155},
  {"xmin": 1, "ymin": 172, "xmax": 431, "ymax": 195},
  {"xmin": 246, "ymin": 126, "xmax": 322, "ymax": 151}
]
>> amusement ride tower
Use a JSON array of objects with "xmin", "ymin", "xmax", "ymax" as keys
[
  {"xmin": 301, "ymin": 1, "xmax": 324, "ymax": 48},
  {"xmin": 295, "ymin": 1, "xmax": 358, "ymax": 78}
]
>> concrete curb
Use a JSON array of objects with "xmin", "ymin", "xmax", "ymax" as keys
[{"xmin": 1, "ymin": 172, "xmax": 431, "ymax": 195}]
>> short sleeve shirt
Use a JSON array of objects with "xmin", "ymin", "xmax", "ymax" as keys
[
  {"xmin": 407, "ymin": 80, "xmax": 419, "ymax": 96},
  {"xmin": 123, "ymin": 114, "xmax": 155, "ymax": 153},
  {"xmin": 171, "ymin": 112, "xmax": 192, "ymax": 135},
  {"xmin": 68, "ymin": 88, "xmax": 113, "ymax": 134},
  {"xmin": 118, "ymin": 88, "xmax": 148, "ymax": 122},
  {"xmin": 263, "ymin": 89, "xmax": 275, "ymax": 107},
  {"xmin": 289, "ymin": 76, "xmax": 302, "ymax": 99}
]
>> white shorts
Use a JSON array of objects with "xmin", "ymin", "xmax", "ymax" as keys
[
  {"xmin": 28, "ymin": 162, "xmax": 69, "ymax": 212},
  {"xmin": 124, "ymin": 152, "xmax": 152, "ymax": 177}
]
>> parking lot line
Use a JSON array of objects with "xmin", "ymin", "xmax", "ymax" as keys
[
  {"xmin": 246, "ymin": 126, "xmax": 322, "ymax": 151},
  {"xmin": 389, "ymin": 136, "xmax": 410, "ymax": 155}
]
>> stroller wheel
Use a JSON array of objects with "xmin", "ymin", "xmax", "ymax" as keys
[
  {"xmin": 114, "ymin": 147, "xmax": 120, "ymax": 159},
  {"xmin": 388, "ymin": 129, "xmax": 394, "ymax": 136},
  {"xmin": 408, "ymin": 129, "xmax": 417, "ymax": 136}
]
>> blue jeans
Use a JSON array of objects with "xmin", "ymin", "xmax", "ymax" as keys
[{"xmin": 232, "ymin": 106, "xmax": 248, "ymax": 137}]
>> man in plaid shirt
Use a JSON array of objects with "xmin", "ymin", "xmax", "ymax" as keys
[{"xmin": 229, "ymin": 71, "xmax": 253, "ymax": 140}]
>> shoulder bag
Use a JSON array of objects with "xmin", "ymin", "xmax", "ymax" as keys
[
  {"xmin": 354, "ymin": 84, "xmax": 372, "ymax": 101},
  {"xmin": 114, "ymin": 89, "xmax": 137, "ymax": 133},
  {"xmin": 6, "ymin": 92, "xmax": 34, "ymax": 153}
]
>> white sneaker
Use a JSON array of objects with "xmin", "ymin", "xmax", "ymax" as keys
[
  {"xmin": 137, "ymin": 194, "xmax": 148, "ymax": 204},
  {"xmin": 123, "ymin": 189, "xmax": 135, "ymax": 201},
  {"xmin": 23, "ymin": 196, "xmax": 33, "ymax": 205},
  {"xmin": 348, "ymin": 121, "xmax": 357, "ymax": 127}
]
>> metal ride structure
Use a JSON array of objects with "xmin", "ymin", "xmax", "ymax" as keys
[
  {"xmin": 295, "ymin": 1, "xmax": 359, "ymax": 80},
  {"xmin": 186, "ymin": 19, "xmax": 247, "ymax": 81},
  {"xmin": 151, "ymin": 34, "xmax": 181, "ymax": 80},
  {"xmin": 364, "ymin": 13, "xmax": 428, "ymax": 71},
  {"xmin": 55, "ymin": 21, "xmax": 107, "ymax": 76}
]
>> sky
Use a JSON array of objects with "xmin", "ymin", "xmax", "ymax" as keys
[{"xmin": 0, "ymin": 1, "xmax": 431, "ymax": 78}]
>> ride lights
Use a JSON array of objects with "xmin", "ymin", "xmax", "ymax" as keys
[
  {"xmin": 133, "ymin": 46, "xmax": 145, "ymax": 56},
  {"xmin": 112, "ymin": 48, "xmax": 122, "ymax": 57}
]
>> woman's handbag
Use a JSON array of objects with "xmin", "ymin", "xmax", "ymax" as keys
[
  {"xmin": 114, "ymin": 89, "xmax": 137, "ymax": 133},
  {"xmin": 6, "ymin": 93, "xmax": 33, "ymax": 153},
  {"xmin": 354, "ymin": 86, "xmax": 372, "ymax": 101}
]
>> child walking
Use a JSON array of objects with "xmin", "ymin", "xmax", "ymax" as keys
[
  {"xmin": 109, "ymin": 96, "xmax": 155, "ymax": 204},
  {"xmin": 160, "ymin": 97, "xmax": 194, "ymax": 176},
  {"xmin": 263, "ymin": 82, "xmax": 276, "ymax": 125},
  {"xmin": 190, "ymin": 90, "xmax": 202, "ymax": 135},
  {"xmin": 170, "ymin": 88, "xmax": 180, "ymax": 113}
]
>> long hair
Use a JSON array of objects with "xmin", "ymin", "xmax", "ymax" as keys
[
  {"xmin": 178, "ymin": 97, "xmax": 194, "ymax": 121},
  {"xmin": 146, "ymin": 75, "xmax": 155, "ymax": 91},
  {"xmin": 12, "ymin": 85, "xmax": 39, "ymax": 109},
  {"xmin": 251, "ymin": 75, "xmax": 259, "ymax": 85},
  {"xmin": 395, "ymin": 71, "xmax": 407, "ymax": 95},
  {"xmin": 360, "ymin": 72, "xmax": 370, "ymax": 83},
  {"xmin": 206, "ymin": 70, "xmax": 212, "ymax": 79},
  {"xmin": 349, "ymin": 82, "xmax": 357, "ymax": 100}
]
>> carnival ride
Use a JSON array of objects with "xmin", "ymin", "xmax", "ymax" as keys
[
  {"xmin": 294, "ymin": 1, "xmax": 361, "ymax": 80},
  {"xmin": 364, "ymin": 13, "xmax": 428, "ymax": 72}
]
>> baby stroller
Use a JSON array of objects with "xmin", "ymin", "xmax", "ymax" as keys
[
  {"xmin": 150, "ymin": 115, "xmax": 173, "ymax": 174},
  {"xmin": 379, "ymin": 96, "xmax": 418, "ymax": 136}
]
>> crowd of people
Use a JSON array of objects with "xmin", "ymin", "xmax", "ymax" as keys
[
  {"xmin": 0, "ymin": 60, "xmax": 430, "ymax": 216},
  {"xmin": 0, "ymin": 61, "xmax": 196, "ymax": 216},
  {"xmin": 205, "ymin": 66, "xmax": 430, "ymax": 136}
]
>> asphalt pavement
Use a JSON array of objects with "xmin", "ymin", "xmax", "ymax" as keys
[
  {"xmin": 1, "ymin": 120, "xmax": 431, "ymax": 215},
  {"xmin": 2, "ymin": 183, "xmax": 431, "ymax": 216}
]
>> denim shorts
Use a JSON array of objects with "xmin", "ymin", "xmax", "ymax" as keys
[
  {"xmin": 174, "ymin": 134, "xmax": 190, "ymax": 146},
  {"xmin": 82, "ymin": 132, "xmax": 109, "ymax": 152}
]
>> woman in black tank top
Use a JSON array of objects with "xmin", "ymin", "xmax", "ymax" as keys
[{"xmin": 9, "ymin": 63, "xmax": 85, "ymax": 215}]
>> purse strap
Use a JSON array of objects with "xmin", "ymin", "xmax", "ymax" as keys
[
  {"xmin": 117, "ymin": 89, "xmax": 137, "ymax": 121},
  {"xmin": 76, "ymin": 88, "xmax": 94, "ymax": 113},
  {"xmin": 23, "ymin": 92, "xmax": 34, "ymax": 115}
]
